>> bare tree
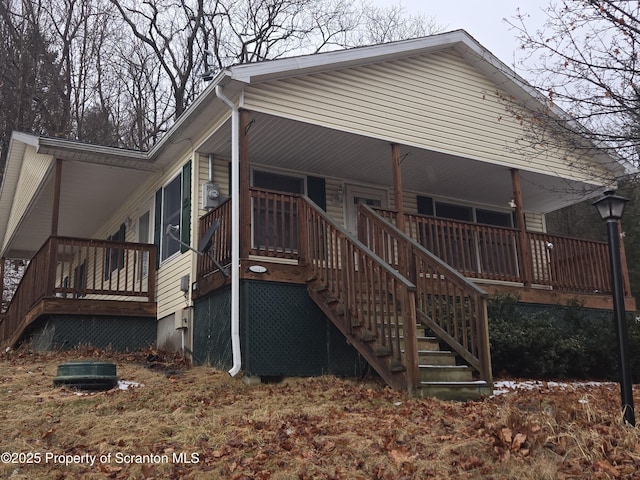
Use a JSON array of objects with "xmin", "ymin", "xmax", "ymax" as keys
[
  {"xmin": 0, "ymin": 0, "xmax": 441, "ymax": 161},
  {"xmin": 347, "ymin": 1, "xmax": 441, "ymax": 46},
  {"xmin": 507, "ymin": 1, "xmax": 640, "ymax": 179},
  {"xmin": 0, "ymin": 0, "xmax": 69, "ymax": 166},
  {"xmin": 109, "ymin": 0, "xmax": 206, "ymax": 119},
  {"xmin": 110, "ymin": 0, "xmax": 441, "ymax": 139}
]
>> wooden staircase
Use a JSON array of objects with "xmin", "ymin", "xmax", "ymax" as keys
[
  {"xmin": 412, "ymin": 335, "xmax": 492, "ymax": 401},
  {"xmin": 300, "ymin": 198, "xmax": 493, "ymax": 401}
]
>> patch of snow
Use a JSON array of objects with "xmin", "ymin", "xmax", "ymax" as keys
[
  {"xmin": 492, "ymin": 380, "xmax": 614, "ymax": 396},
  {"xmin": 118, "ymin": 380, "xmax": 144, "ymax": 390}
]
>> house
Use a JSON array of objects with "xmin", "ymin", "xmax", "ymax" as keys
[{"xmin": 0, "ymin": 30, "xmax": 632, "ymax": 400}]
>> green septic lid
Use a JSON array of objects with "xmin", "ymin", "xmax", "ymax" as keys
[{"xmin": 53, "ymin": 361, "xmax": 118, "ymax": 391}]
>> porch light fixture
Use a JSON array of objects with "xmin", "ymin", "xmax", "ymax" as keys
[
  {"xmin": 593, "ymin": 190, "xmax": 635, "ymax": 426},
  {"xmin": 248, "ymin": 265, "xmax": 267, "ymax": 274},
  {"xmin": 593, "ymin": 190, "xmax": 628, "ymax": 220},
  {"xmin": 508, "ymin": 199, "xmax": 517, "ymax": 209}
]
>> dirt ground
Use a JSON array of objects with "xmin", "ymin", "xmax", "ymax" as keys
[{"xmin": 1, "ymin": 347, "xmax": 639, "ymax": 479}]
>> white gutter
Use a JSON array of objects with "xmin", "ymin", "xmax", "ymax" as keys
[{"xmin": 215, "ymin": 85, "xmax": 242, "ymax": 377}]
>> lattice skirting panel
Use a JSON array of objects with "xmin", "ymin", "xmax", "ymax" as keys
[
  {"xmin": 193, "ymin": 280, "xmax": 366, "ymax": 377},
  {"xmin": 27, "ymin": 315, "xmax": 156, "ymax": 351}
]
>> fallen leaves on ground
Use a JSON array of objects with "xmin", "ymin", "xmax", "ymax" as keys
[{"xmin": 1, "ymin": 347, "xmax": 639, "ymax": 479}]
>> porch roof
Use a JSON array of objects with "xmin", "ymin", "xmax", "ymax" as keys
[
  {"xmin": 0, "ymin": 133, "xmax": 160, "ymax": 258},
  {"xmin": 196, "ymin": 111, "xmax": 610, "ymax": 213}
]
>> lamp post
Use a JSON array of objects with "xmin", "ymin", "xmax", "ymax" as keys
[{"xmin": 593, "ymin": 190, "xmax": 635, "ymax": 426}]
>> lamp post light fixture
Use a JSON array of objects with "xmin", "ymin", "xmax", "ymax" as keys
[{"xmin": 593, "ymin": 190, "xmax": 635, "ymax": 426}]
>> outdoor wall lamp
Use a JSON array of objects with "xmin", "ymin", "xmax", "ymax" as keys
[{"xmin": 593, "ymin": 190, "xmax": 635, "ymax": 426}]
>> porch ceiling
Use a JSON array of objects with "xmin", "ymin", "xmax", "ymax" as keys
[
  {"xmin": 198, "ymin": 112, "xmax": 601, "ymax": 213},
  {"xmin": 5, "ymin": 160, "xmax": 153, "ymax": 258}
]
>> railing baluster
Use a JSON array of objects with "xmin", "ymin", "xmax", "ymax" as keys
[
  {"xmin": 359, "ymin": 205, "xmax": 492, "ymax": 385},
  {"xmin": 1, "ymin": 236, "xmax": 156, "ymax": 345}
]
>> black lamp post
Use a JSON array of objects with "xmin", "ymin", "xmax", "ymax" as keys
[{"xmin": 593, "ymin": 190, "xmax": 635, "ymax": 426}]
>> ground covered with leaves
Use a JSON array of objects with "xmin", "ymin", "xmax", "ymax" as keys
[{"xmin": 1, "ymin": 348, "xmax": 640, "ymax": 479}]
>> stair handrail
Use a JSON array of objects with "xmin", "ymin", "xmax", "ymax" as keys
[
  {"xmin": 358, "ymin": 204, "xmax": 492, "ymax": 385},
  {"xmin": 299, "ymin": 196, "xmax": 420, "ymax": 392}
]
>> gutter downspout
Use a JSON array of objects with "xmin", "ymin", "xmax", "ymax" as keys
[{"xmin": 215, "ymin": 85, "xmax": 242, "ymax": 377}]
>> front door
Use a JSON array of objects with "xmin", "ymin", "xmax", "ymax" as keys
[{"xmin": 345, "ymin": 184, "xmax": 388, "ymax": 234}]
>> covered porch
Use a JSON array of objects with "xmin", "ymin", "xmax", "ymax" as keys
[
  {"xmin": 0, "ymin": 236, "xmax": 156, "ymax": 348},
  {"xmin": 0, "ymin": 134, "xmax": 160, "ymax": 347},
  {"xmin": 194, "ymin": 109, "xmax": 635, "ymax": 311}
]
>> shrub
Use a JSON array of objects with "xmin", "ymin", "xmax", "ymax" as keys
[{"xmin": 487, "ymin": 294, "xmax": 639, "ymax": 381}]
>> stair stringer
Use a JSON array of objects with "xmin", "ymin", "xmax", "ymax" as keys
[{"xmin": 307, "ymin": 284, "xmax": 408, "ymax": 391}]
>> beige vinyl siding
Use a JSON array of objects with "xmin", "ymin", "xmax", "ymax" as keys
[
  {"xmin": 325, "ymin": 178, "xmax": 345, "ymax": 226},
  {"xmin": 4, "ymin": 146, "xmax": 53, "ymax": 248},
  {"xmin": 156, "ymin": 253, "xmax": 192, "ymax": 316},
  {"xmin": 197, "ymin": 154, "xmax": 230, "ymax": 213},
  {"xmin": 525, "ymin": 212, "xmax": 545, "ymax": 233},
  {"xmin": 91, "ymin": 156, "xmax": 197, "ymax": 319},
  {"xmin": 243, "ymin": 51, "xmax": 610, "ymax": 184},
  {"xmin": 213, "ymin": 157, "xmax": 231, "ymax": 197}
]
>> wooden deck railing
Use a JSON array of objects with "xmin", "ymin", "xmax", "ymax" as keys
[
  {"xmin": 250, "ymin": 187, "xmax": 300, "ymax": 259},
  {"xmin": 300, "ymin": 197, "xmax": 419, "ymax": 392},
  {"xmin": 0, "ymin": 236, "xmax": 156, "ymax": 345},
  {"xmin": 528, "ymin": 232, "xmax": 611, "ymax": 293},
  {"xmin": 197, "ymin": 197, "xmax": 232, "ymax": 279},
  {"xmin": 359, "ymin": 205, "xmax": 492, "ymax": 385},
  {"xmin": 376, "ymin": 208, "xmax": 614, "ymax": 295},
  {"xmin": 196, "ymin": 189, "xmax": 300, "ymax": 281}
]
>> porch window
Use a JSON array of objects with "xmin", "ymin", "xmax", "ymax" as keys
[
  {"xmin": 417, "ymin": 196, "xmax": 516, "ymax": 276},
  {"xmin": 154, "ymin": 161, "xmax": 192, "ymax": 264},
  {"xmin": 162, "ymin": 174, "xmax": 182, "ymax": 260},
  {"xmin": 252, "ymin": 171, "xmax": 304, "ymax": 253},
  {"xmin": 105, "ymin": 223, "xmax": 126, "ymax": 280}
]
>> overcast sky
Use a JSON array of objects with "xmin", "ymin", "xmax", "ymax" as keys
[{"xmin": 372, "ymin": 0, "xmax": 551, "ymax": 74}]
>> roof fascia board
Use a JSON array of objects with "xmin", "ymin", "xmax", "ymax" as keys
[
  {"xmin": 146, "ymin": 70, "xmax": 238, "ymax": 161},
  {"xmin": 36, "ymin": 137, "xmax": 160, "ymax": 172},
  {"xmin": 228, "ymin": 31, "xmax": 468, "ymax": 83},
  {"xmin": 455, "ymin": 37, "xmax": 628, "ymax": 179}
]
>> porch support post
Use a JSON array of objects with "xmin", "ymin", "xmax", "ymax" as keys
[
  {"xmin": 51, "ymin": 158, "xmax": 63, "ymax": 236},
  {"xmin": 511, "ymin": 169, "xmax": 532, "ymax": 287},
  {"xmin": 391, "ymin": 143, "xmax": 412, "ymax": 281},
  {"xmin": 391, "ymin": 143, "xmax": 405, "ymax": 233},
  {"xmin": 239, "ymin": 109, "xmax": 251, "ymax": 259}
]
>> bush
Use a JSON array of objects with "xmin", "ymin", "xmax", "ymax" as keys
[{"xmin": 487, "ymin": 294, "xmax": 640, "ymax": 381}]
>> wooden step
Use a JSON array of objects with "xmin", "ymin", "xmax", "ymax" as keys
[
  {"xmin": 419, "ymin": 365, "xmax": 472, "ymax": 382},
  {"xmin": 416, "ymin": 350, "xmax": 456, "ymax": 365},
  {"xmin": 417, "ymin": 381, "xmax": 492, "ymax": 401},
  {"xmin": 401, "ymin": 336, "xmax": 440, "ymax": 351}
]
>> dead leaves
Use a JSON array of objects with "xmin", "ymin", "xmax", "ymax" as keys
[{"xmin": 5, "ymin": 350, "xmax": 640, "ymax": 479}]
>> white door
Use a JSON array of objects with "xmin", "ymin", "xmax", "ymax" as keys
[{"xmin": 345, "ymin": 184, "xmax": 388, "ymax": 234}]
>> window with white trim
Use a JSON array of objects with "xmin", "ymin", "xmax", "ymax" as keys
[{"xmin": 161, "ymin": 174, "xmax": 182, "ymax": 260}]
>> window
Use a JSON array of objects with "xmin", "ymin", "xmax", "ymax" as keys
[
  {"xmin": 434, "ymin": 202, "xmax": 473, "ymax": 222},
  {"xmin": 162, "ymin": 174, "xmax": 182, "ymax": 260},
  {"xmin": 476, "ymin": 209, "xmax": 512, "ymax": 227},
  {"xmin": 154, "ymin": 161, "xmax": 192, "ymax": 264},
  {"xmin": 105, "ymin": 223, "xmax": 126, "ymax": 280},
  {"xmin": 417, "ymin": 195, "xmax": 517, "ymax": 277}
]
